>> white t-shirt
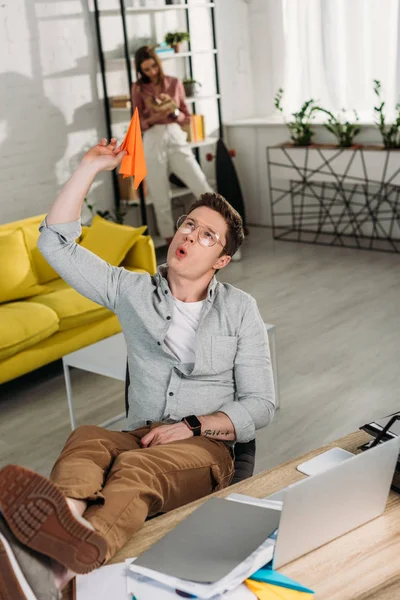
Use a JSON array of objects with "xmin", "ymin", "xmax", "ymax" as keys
[{"xmin": 164, "ymin": 297, "xmax": 205, "ymax": 365}]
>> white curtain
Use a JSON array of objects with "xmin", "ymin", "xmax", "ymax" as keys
[{"xmin": 280, "ymin": 0, "xmax": 400, "ymax": 118}]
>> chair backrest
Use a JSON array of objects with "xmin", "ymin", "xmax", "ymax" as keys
[{"xmin": 124, "ymin": 363, "xmax": 256, "ymax": 484}]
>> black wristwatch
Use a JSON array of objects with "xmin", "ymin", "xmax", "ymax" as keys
[{"xmin": 182, "ymin": 415, "xmax": 202, "ymax": 436}]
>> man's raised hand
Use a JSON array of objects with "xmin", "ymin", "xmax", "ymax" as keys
[{"xmin": 82, "ymin": 138, "xmax": 126, "ymax": 173}]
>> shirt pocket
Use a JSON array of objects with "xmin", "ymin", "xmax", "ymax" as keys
[{"xmin": 211, "ymin": 335, "xmax": 238, "ymax": 375}]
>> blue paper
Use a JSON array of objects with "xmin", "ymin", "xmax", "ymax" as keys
[{"xmin": 250, "ymin": 562, "xmax": 314, "ymax": 595}]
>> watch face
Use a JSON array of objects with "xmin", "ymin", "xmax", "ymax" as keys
[{"xmin": 185, "ymin": 415, "xmax": 201, "ymax": 429}]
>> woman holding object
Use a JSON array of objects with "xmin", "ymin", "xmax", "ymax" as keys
[{"xmin": 132, "ymin": 46, "xmax": 213, "ymax": 243}]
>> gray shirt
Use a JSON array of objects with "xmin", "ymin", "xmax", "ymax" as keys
[{"xmin": 38, "ymin": 219, "xmax": 275, "ymax": 443}]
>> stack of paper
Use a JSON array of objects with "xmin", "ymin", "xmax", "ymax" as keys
[{"xmin": 75, "ymin": 561, "xmax": 314, "ymax": 600}]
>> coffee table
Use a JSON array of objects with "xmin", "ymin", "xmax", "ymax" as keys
[{"xmin": 62, "ymin": 334, "xmax": 127, "ymax": 430}]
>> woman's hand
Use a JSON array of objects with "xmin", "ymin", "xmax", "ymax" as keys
[{"xmin": 81, "ymin": 138, "xmax": 126, "ymax": 173}]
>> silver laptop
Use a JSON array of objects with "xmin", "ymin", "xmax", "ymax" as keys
[{"xmin": 269, "ymin": 437, "xmax": 400, "ymax": 569}]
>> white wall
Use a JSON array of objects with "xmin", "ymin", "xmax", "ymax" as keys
[
  {"xmin": 0, "ymin": 0, "xmax": 117, "ymax": 224},
  {"xmin": 214, "ymin": 0, "xmax": 255, "ymax": 123},
  {"xmin": 215, "ymin": 0, "xmax": 284, "ymax": 123},
  {"xmin": 0, "ymin": 0, "xmax": 222, "ymax": 225}
]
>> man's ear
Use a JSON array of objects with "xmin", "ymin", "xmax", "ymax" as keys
[{"xmin": 213, "ymin": 254, "xmax": 231, "ymax": 271}]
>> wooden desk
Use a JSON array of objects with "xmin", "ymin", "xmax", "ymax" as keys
[{"xmin": 68, "ymin": 431, "xmax": 400, "ymax": 600}]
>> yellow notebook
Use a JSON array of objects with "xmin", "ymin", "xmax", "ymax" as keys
[{"xmin": 246, "ymin": 579, "xmax": 314, "ymax": 599}]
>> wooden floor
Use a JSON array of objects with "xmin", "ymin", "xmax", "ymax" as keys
[{"xmin": 1, "ymin": 227, "xmax": 399, "ymax": 477}]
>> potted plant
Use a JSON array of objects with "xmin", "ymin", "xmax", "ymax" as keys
[
  {"xmin": 164, "ymin": 31, "xmax": 190, "ymax": 53},
  {"xmin": 315, "ymin": 107, "xmax": 361, "ymax": 147},
  {"xmin": 84, "ymin": 198, "xmax": 126, "ymax": 225},
  {"xmin": 373, "ymin": 79, "xmax": 400, "ymax": 148},
  {"xmin": 183, "ymin": 78, "xmax": 201, "ymax": 97},
  {"xmin": 274, "ymin": 88, "xmax": 319, "ymax": 146}
]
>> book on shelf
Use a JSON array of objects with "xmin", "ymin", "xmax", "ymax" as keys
[
  {"xmin": 182, "ymin": 114, "xmax": 205, "ymax": 143},
  {"xmin": 155, "ymin": 43, "xmax": 175, "ymax": 56},
  {"xmin": 110, "ymin": 95, "xmax": 131, "ymax": 109},
  {"xmin": 118, "ymin": 173, "xmax": 148, "ymax": 205}
]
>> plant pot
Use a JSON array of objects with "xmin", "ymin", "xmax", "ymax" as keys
[
  {"xmin": 172, "ymin": 43, "xmax": 181, "ymax": 53},
  {"xmin": 183, "ymin": 82, "xmax": 196, "ymax": 97}
]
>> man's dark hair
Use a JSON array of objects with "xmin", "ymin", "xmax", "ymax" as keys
[{"xmin": 188, "ymin": 193, "xmax": 244, "ymax": 257}]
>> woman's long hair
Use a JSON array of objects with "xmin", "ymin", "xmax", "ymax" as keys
[{"xmin": 134, "ymin": 46, "xmax": 165, "ymax": 86}]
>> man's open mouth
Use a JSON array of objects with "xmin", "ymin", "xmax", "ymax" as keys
[{"xmin": 176, "ymin": 246, "xmax": 187, "ymax": 258}]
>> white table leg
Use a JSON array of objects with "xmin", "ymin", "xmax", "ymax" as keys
[
  {"xmin": 268, "ymin": 328, "xmax": 280, "ymax": 410},
  {"xmin": 63, "ymin": 361, "xmax": 77, "ymax": 430},
  {"xmin": 99, "ymin": 413, "xmax": 127, "ymax": 429}
]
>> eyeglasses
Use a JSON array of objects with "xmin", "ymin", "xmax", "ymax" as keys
[{"xmin": 176, "ymin": 215, "xmax": 228, "ymax": 253}]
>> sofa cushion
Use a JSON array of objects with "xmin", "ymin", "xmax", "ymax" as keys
[
  {"xmin": 0, "ymin": 229, "xmax": 49, "ymax": 304},
  {"xmin": 80, "ymin": 215, "xmax": 146, "ymax": 266},
  {"xmin": 22, "ymin": 224, "xmax": 60, "ymax": 284},
  {"xmin": 29, "ymin": 287, "xmax": 110, "ymax": 331},
  {"xmin": 0, "ymin": 302, "xmax": 59, "ymax": 360},
  {"xmin": 45, "ymin": 278, "xmax": 70, "ymax": 292}
]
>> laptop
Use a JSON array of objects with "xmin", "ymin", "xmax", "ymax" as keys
[{"xmin": 265, "ymin": 436, "xmax": 400, "ymax": 569}]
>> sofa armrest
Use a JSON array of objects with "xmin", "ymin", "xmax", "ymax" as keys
[{"xmin": 122, "ymin": 235, "xmax": 157, "ymax": 275}]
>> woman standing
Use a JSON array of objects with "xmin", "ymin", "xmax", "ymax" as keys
[{"xmin": 132, "ymin": 46, "xmax": 213, "ymax": 243}]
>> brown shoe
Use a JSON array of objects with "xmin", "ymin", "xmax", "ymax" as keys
[{"xmin": 0, "ymin": 465, "xmax": 107, "ymax": 575}]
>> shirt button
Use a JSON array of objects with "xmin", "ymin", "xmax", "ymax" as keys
[
  {"xmin": 166, "ymin": 316, "xmax": 171, "ymax": 320},
  {"xmin": 157, "ymin": 342, "xmax": 161, "ymax": 346},
  {"xmin": 164, "ymin": 290, "xmax": 168, "ymax": 295},
  {"xmin": 169, "ymin": 392, "xmax": 174, "ymax": 396}
]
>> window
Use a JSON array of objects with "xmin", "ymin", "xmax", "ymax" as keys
[{"xmin": 280, "ymin": 0, "xmax": 400, "ymax": 119}]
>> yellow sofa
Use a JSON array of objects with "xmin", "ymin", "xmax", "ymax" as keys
[{"xmin": 0, "ymin": 214, "xmax": 156, "ymax": 384}]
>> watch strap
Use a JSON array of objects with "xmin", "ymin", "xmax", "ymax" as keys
[{"xmin": 182, "ymin": 415, "xmax": 202, "ymax": 436}]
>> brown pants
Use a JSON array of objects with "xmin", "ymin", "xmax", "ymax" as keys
[{"xmin": 50, "ymin": 424, "xmax": 234, "ymax": 561}]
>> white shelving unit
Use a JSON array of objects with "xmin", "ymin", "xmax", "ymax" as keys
[
  {"xmin": 97, "ymin": 3, "xmax": 215, "ymax": 16},
  {"xmin": 106, "ymin": 50, "xmax": 217, "ymax": 68},
  {"xmin": 188, "ymin": 136, "xmax": 218, "ymax": 149},
  {"xmin": 93, "ymin": 0, "xmax": 222, "ymax": 241}
]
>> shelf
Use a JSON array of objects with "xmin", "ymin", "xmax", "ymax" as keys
[
  {"xmin": 161, "ymin": 49, "xmax": 217, "ymax": 60},
  {"xmin": 122, "ymin": 178, "xmax": 216, "ymax": 206},
  {"xmin": 110, "ymin": 94, "xmax": 220, "ymax": 113},
  {"xmin": 188, "ymin": 136, "xmax": 218, "ymax": 148},
  {"xmin": 97, "ymin": 3, "xmax": 215, "ymax": 16},
  {"xmin": 107, "ymin": 50, "xmax": 217, "ymax": 66},
  {"xmin": 186, "ymin": 94, "xmax": 220, "ymax": 104}
]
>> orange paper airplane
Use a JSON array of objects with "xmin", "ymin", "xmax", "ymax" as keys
[{"xmin": 119, "ymin": 107, "xmax": 147, "ymax": 189}]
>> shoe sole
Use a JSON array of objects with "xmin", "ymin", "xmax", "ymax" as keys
[
  {"xmin": 0, "ymin": 465, "xmax": 107, "ymax": 574},
  {"xmin": 0, "ymin": 534, "xmax": 36, "ymax": 600}
]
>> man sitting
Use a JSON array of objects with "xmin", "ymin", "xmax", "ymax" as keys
[{"xmin": 0, "ymin": 138, "xmax": 275, "ymax": 600}]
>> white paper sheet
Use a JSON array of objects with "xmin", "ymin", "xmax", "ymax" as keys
[
  {"xmin": 127, "ymin": 571, "xmax": 257, "ymax": 600},
  {"xmin": 75, "ymin": 562, "xmax": 130, "ymax": 600},
  {"xmin": 75, "ymin": 559, "xmax": 257, "ymax": 600}
]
